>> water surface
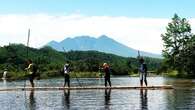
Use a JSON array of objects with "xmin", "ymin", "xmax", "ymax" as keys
[{"xmin": 0, "ymin": 77, "xmax": 195, "ymax": 110}]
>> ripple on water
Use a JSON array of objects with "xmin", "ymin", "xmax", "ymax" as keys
[{"xmin": 0, "ymin": 77, "xmax": 195, "ymax": 110}]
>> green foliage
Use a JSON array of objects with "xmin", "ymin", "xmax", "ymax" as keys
[
  {"xmin": 179, "ymin": 35, "xmax": 195, "ymax": 75},
  {"xmin": 161, "ymin": 14, "xmax": 195, "ymax": 76},
  {"xmin": 0, "ymin": 44, "xmax": 162, "ymax": 79}
]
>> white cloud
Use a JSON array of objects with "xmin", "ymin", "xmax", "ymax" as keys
[{"xmin": 0, "ymin": 14, "xmax": 195, "ymax": 54}]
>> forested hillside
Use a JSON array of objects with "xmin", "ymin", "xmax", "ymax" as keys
[{"xmin": 0, "ymin": 44, "xmax": 162, "ymax": 79}]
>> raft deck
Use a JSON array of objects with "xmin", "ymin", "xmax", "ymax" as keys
[{"xmin": 0, "ymin": 85, "xmax": 173, "ymax": 91}]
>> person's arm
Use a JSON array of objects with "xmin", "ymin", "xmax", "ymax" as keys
[
  {"xmin": 25, "ymin": 64, "xmax": 32, "ymax": 70},
  {"xmin": 108, "ymin": 67, "xmax": 112, "ymax": 75}
]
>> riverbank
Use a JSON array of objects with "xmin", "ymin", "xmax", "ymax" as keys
[
  {"xmin": 2, "ymin": 70, "xmax": 194, "ymax": 81},
  {"xmin": 162, "ymin": 71, "xmax": 195, "ymax": 79},
  {"xmin": 0, "ymin": 71, "xmax": 101, "ymax": 81},
  {"xmin": 129, "ymin": 71, "xmax": 195, "ymax": 79},
  {"xmin": 129, "ymin": 72, "xmax": 160, "ymax": 77}
]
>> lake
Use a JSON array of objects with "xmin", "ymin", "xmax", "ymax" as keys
[{"xmin": 0, "ymin": 77, "xmax": 195, "ymax": 110}]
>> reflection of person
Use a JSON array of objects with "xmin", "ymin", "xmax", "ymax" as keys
[
  {"xmin": 140, "ymin": 89, "xmax": 148, "ymax": 110},
  {"xmin": 3, "ymin": 77, "xmax": 6, "ymax": 86},
  {"xmin": 63, "ymin": 63, "xmax": 70, "ymax": 87},
  {"xmin": 139, "ymin": 58, "xmax": 148, "ymax": 86},
  {"xmin": 103, "ymin": 63, "xmax": 111, "ymax": 87},
  {"xmin": 29, "ymin": 90, "xmax": 36, "ymax": 110},
  {"xmin": 105, "ymin": 89, "xmax": 111, "ymax": 109},
  {"xmin": 62, "ymin": 90, "xmax": 70, "ymax": 109},
  {"xmin": 25, "ymin": 59, "xmax": 36, "ymax": 87}
]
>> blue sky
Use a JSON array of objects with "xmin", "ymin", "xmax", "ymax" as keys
[
  {"xmin": 0, "ymin": 0, "xmax": 195, "ymax": 54},
  {"xmin": 1, "ymin": 0, "xmax": 195, "ymax": 18}
]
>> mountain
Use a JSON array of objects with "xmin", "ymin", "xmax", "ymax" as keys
[{"xmin": 46, "ymin": 35, "xmax": 162, "ymax": 58}]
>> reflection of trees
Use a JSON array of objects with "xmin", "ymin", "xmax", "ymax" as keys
[
  {"xmin": 29, "ymin": 90, "xmax": 36, "ymax": 110},
  {"xmin": 62, "ymin": 89, "xmax": 70, "ymax": 109},
  {"xmin": 105, "ymin": 89, "xmax": 111, "ymax": 110},
  {"xmin": 165, "ymin": 80, "xmax": 195, "ymax": 109},
  {"xmin": 140, "ymin": 89, "xmax": 148, "ymax": 110},
  {"xmin": 166, "ymin": 89, "xmax": 195, "ymax": 109}
]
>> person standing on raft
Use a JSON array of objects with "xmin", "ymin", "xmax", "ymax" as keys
[
  {"xmin": 2, "ymin": 68, "xmax": 8, "ymax": 79},
  {"xmin": 63, "ymin": 63, "xmax": 70, "ymax": 87},
  {"xmin": 25, "ymin": 59, "xmax": 37, "ymax": 87},
  {"xmin": 103, "ymin": 63, "xmax": 111, "ymax": 87},
  {"xmin": 139, "ymin": 58, "xmax": 148, "ymax": 86}
]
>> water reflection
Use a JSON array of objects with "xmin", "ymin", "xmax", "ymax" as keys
[
  {"xmin": 3, "ymin": 79, "xmax": 6, "ymax": 87},
  {"xmin": 29, "ymin": 90, "xmax": 36, "ymax": 110},
  {"xmin": 105, "ymin": 88, "xmax": 111, "ymax": 110},
  {"xmin": 62, "ymin": 89, "xmax": 70, "ymax": 109},
  {"xmin": 1, "ymin": 77, "xmax": 195, "ymax": 110},
  {"xmin": 140, "ymin": 89, "xmax": 148, "ymax": 110}
]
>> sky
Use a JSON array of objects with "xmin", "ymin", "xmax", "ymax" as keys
[{"xmin": 0, "ymin": 0, "xmax": 195, "ymax": 54}]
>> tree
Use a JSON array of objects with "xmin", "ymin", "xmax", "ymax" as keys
[
  {"xmin": 179, "ymin": 35, "xmax": 195, "ymax": 75},
  {"xmin": 161, "ymin": 14, "xmax": 194, "ymax": 75}
]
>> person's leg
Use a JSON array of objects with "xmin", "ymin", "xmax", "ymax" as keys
[
  {"xmin": 67, "ymin": 75, "xmax": 70, "ymax": 87},
  {"xmin": 108, "ymin": 77, "xmax": 111, "ymax": 87},
  {"xmin": 64, "ymin": 75, "xmax": 67, "ymax": 87},
  {"xmin": 105, "ymin": 77, "xmax": 107, "ymax": 87},
  {"xmin": 29, "ymin": 75, "xmax": 34, "ymax": 87},
  {"xmin": 144, "ymin": 73, "xmax": 147, "ymax": 86},
  {"xmin": 140, "ymin": 80, "xmax": 143, "ymax": 86},
  {"xmin": 140, "ymin": 73, "xmax": 143, "ymax": 86}
]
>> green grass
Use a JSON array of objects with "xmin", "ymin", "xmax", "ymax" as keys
[
  {"xmin": 129, "ymin": 73, "xmax": 139, "ymax": 77},
  {"xmin": 162, "ymin": 70, "xmax": 195, "ymax": 78},
  {"xmin": 163, "ymin": 70, "xmax": 179, "ymax": 77},
  {"xmin": 129, "ymin": 72, "xmax": 160, "ymax": 77},
  {"xmin": 69, "ymin": 72, "xmax": 100, "ymax": 78},
  {"xmin": 4, "ymin": 71, "xmax": 27, "ymax": 80}
]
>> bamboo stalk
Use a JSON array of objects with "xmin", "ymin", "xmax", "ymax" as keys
[{"xmin": 0, "ymin": 85, "xmax": 173, "ymax": 91}]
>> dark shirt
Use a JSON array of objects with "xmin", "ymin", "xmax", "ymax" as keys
[
  {"xmin": 104, "ymin": 67, "xmax": 110, "ymax": 78},
  {"xmin": 140, "ymin": 63, "xmax": 147, "ymax": 73}
]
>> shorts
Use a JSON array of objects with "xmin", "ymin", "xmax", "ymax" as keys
[{"xmin": 29, "ymin": 74, "xmax": 35, "ymax": 82}]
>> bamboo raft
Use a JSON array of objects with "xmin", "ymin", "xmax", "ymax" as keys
[{"xmin": 0, "ymin": 85, "xmax": 173, "ymax": 91}]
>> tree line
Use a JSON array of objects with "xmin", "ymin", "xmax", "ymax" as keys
[{"xmin": 0, "ymin": 44, "xmax": 162, "ymax": 79}]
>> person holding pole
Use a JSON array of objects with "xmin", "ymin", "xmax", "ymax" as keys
[
  {"xmin": 139, "ymin": 58, "xmax": 148, "ymax": 86},
  {"xmin": 103, "ymin": 63, "xmax": 111, "ymax": 87},
  {"xmin": 63, "ymin": 63, "xmax": 70, "ymax": 87},
  {"xmin": 2, "ymin": 68, "xmax": 8, "ymax": 79},
  {"xmin": 25, "ymin": 59, "xmax": 36, "ymax": 87}
]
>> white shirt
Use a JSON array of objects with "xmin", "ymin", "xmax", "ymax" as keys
[{"xmin": 64, "ymin": 65, "xmax": 69, "ymax": 74}]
